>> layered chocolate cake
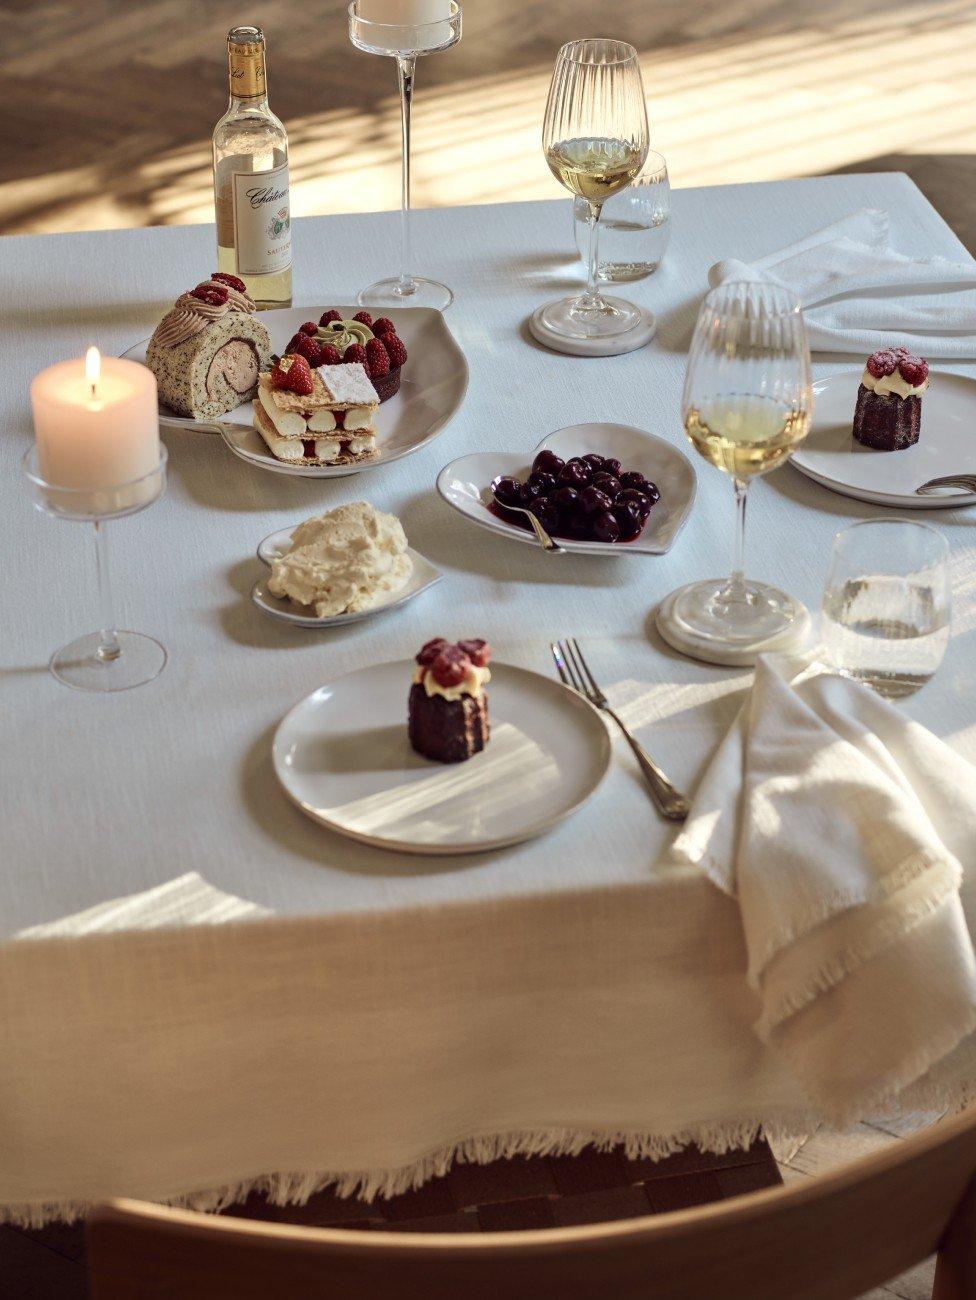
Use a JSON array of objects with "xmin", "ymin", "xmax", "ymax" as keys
[
  {"xmin": 408, "ymin": 638, "xmax": 491, "ymax": 764},
  {"xmin": 146, "ymin": 273, "xmax": 272, "ymax": 420},
  {"xmin": 853, "ymin": 346, "xmax": 930, "ymax": 451}
]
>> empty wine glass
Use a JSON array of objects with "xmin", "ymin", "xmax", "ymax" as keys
[
  {"xmin": 658, "ymin": 280, "xmax": 814, "ymax": 662},
  {"xmin": 541, "ymin": 39, "xmax": 649, "ymax": 340}
]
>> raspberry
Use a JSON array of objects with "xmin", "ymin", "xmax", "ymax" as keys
[
  {"xmin": 287, "ymin": 333, "xmax": 323, "ymax": 366},
  {"xmin": 319, "ymin": 344, "xmax": 342, "ymax": 365},
  {"xmin": 300, "ymin": 321, "xmax": 318, "ymax": 336},
  {"xmin": 372, "ymin": 317, "xmax": 396, "ymax": 336},
  {"xmin": 271, "ymin": 353, "xmax": 314, "ymax": 395},
  {"xmin": 211, "ymin": 272, "xmax": 246, "ymax": 293},
  {"xmin": 897, "ymin": 355, "xmax": 929, "ymax": 386},
  {"xmin": 344, "ymin": 343, "xmax": 367, "ymax": 366},
  {"xmin": 431, "ymin": 646, "xmax": 471, "ymax": 688},
  {"xmin": 457, "ymin": 638, "xmax": 490, "ymax": 667},
  {"xmin": 190, "ymin": 284, "xmax": 229, "ymax": 306},
  {"xmin": 353, "ymin": 311, "xmax": 373, "ymax": 327},
  {"xmin": 365, "ymin": 337, "xmax": 390, "ymax": 377},
  {"xmin": 416, "ymin": 637, "xmax": 449, "ymax": 666},
  {"xmin": 382, "ymin": 333, "xmax": 408, "ymax": 368},
  {"xmin": 319, "ymin": 309, "xmax": 343, "ymax": 326},
  {"xmin": 866, "ymin": 349, "xmax": 898, "ymax": 379}
]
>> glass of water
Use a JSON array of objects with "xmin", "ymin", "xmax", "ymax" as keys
[
  {"xmin": 822, "ymin": 519, "xmax": 951, "ymax": 698},
  {"xmin": 573, "ymin": 150, "xmax": 670, "ymax": 282}
]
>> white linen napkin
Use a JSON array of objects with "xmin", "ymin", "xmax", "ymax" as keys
[
  {"xmin": 708, "ymin": 208, "xmax": 976, "ymax": 357},
  {"xmin": 670, "ymin": 656, "xmax": 976, "ymax": 1122},
  {"xmin": 15, "ymin": 872, "xmax": 266, "ymax": 939}
]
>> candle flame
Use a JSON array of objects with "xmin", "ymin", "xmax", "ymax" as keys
[{"xmin": 85, "ymin": 346, "xmax": 101, "ymax": 397}]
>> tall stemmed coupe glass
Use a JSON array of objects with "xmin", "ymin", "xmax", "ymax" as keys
[
  {"xmin": 658, "ymin": 281, "xmax": 814, "ymax": 664},
  {"xmin": 349, "ymin": 1, "xmax": 461, "ymax": 311},
  {"xmin": 541, "ymin": 39, "xmax": 648, "ymax": 340}
]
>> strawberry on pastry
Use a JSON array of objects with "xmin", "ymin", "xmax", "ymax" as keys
[{"xmin": 271, "ymin": 353, "xmax": 315, "ymax": 395}]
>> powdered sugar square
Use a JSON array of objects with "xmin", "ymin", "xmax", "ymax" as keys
[{"xmin": 320, "ymin": 364, "xmax": 378, "ymax": 408}]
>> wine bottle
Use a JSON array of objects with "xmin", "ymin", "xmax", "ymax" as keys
[{"xmin": 212, "ymin": 26, "xmax": 292, "ymax": 309}]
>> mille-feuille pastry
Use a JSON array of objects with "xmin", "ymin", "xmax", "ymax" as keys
[
  {"xmin": 252, "ymin": 356, "xmax": 380, "ymax": 466},
  {"xmin": 146, "ymin": 273, "xmax": 272, "ymax": 420}
]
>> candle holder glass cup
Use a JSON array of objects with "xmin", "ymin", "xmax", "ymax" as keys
[
  {"xmin": 22, "ymin": 445, "xmax": 168, "ymax": 693},
  {"xmin": 348, "ymin": 1, "xmax": 461, "ymax": 311}
]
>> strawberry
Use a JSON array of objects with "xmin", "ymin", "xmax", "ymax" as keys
[
  {"xmin": 300, "ymin": 321, "xmax": 318, "ymax": 336},
  {"xmin": 372, "ymin": 317, "xmax": 396, "ymax": 337},
  {"xmin": 271, "ymin": 353, "xmax": 314, "ymax": 395},
  {"xmin": 344, "ymin": 343, "xmax": 367, "ymax": 366},
  {"xmin": 319, "ymin": 343, "xmax": 342, "ymax": 365},
  {"xmin": 416, "ymin": 637, "xmax": 449, "ymax": 666},
  {"xmin": 431, "ymin": 646, "xmax": 471, "ymax": 688},
  {"xmin": 365, "ymin": 337, "xmax": 390, "ymax": 377},
  {"xmin": 353, "ymin": 311, "xmax": 374, "ymax": 327},
  {"xmin": 190, "ymin": 284, "xmax": 229, "ymax": 306},
  {"xmin": 382, "ymin": 333, "xmax": 408, "ymax": 368},
  {"xmin": 286, "ymin": 333, "xmax": 324, "ymax": 366},
  {"xmin": 211, "ymin": 272, "xmax": 246, "ymax": 293},
  {"xmin": 319, "ymin": 309, "xmax": 343, "ymax": 326},
  {"xmin": 457, "ymin": 638, "xmax": 490, "ymax": 668},
  {"xmin": 897, "ymin": 355, "xmax": 929, "ymax": 386}
]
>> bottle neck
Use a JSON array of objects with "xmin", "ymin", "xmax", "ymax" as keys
[{"xmin": 227, "ymin": 43, "xmax": 268, "ymax": 106}]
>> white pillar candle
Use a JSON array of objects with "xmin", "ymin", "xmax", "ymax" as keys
[
  {"xmin": 356, "ymin": 0, "xmax": 454, "ymax": 50},
  {"xmin": 30, "ymin": 350, "xmax": 160, "ymax": 507}
]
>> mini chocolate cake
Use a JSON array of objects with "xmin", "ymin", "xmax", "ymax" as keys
[
  {"xmin": 408, "ymin": 638, "xmax": 491, "ymax": 764},
  {"xmin": 853, "ymin": 347, "xmax": 929, "ymax": 452}
]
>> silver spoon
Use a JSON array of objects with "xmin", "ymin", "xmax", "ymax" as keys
[
  {"xmin": 915, "ymin": 474, "xmax": 976, "ymax": 497},
  {"xmin": 486, "ymin": 479, "xmax": 565, "ymax": 553}
]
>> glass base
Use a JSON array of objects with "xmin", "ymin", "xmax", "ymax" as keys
[
  {"xmin": 657, "ymin": 578, "xmax": 811, "ymax": 666},
  {"xmin": 358, "ymin": 276, "xmax": 453, "ymax": 311},
  {"xmin": 539, "ymin": 293, "xmax": 642, "ymax": 340},
  {"xmin": 50, "ymin": 630, "xmax": 167, "ymax": 693}
]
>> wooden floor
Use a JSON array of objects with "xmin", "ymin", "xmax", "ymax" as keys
[{"xmin": 1, "ymin": 0, "xmax": 975, "ymax": 253}]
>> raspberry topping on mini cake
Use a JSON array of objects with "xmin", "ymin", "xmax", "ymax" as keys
[
  {"xmin": 312, "ymin": 308, "xmax": 409, "ymax": 402},
  {"xmin": 409, "ymin": 639, "xmax": 492, "ymax": 763},
  {"xmin": 854, "ymin": 345, "xmax": 930, "ymax": 451}
]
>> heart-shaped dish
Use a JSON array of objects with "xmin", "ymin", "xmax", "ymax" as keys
[{"xmin": 436, "ymin": 422, "xmax": 696, "ymax": 556}]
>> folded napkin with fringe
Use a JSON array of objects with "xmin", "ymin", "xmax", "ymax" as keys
[
  {"xmin": 670, "ymin": 656, "xmax": 976, "ymax": 1123},
  {"xmin": 708, "ymin": 208, "xmax": 976, "ymax": 357}
]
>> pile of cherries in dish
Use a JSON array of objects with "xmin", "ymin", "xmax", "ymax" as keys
[{"xmin": 491, "ymin": 450, "xmax": 661, "ymax": 544}]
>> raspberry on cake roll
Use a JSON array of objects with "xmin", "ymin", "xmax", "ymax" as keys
[
  {"xmin": 146, "ymin": 275, "xmax": 272, "ymax": 421},
  {"xmin": 252, "ymin": 357, "xmax": 379, "ymax": 467},
  {"xmin": 408, "ymin": 638, "xmax": 491, "ymax": 764},
  {"xmin": 853, "ymin": 347, "xmax": 930, "ymax": 451}
]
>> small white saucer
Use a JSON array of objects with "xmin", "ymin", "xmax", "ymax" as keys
[
  {"xmin": 528, "ymin": 301, "xmax": 657, "ymax": 357},
  {"xmin": 655, "ymin": 588, "xmax": 812, "ymax": 667}
]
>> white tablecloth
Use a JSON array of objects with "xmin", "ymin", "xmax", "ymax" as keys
[{"xmin": 1, "ymin": 174, "xmax": 975, "ymax": 1224}]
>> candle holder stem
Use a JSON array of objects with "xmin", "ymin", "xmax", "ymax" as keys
[
  {"xmin": 92, "ymin": 520, "xmax": 122, "ymax": 663},
  {"xmin": 396, "ymin": 54, "xmax": 417, "ymax": 297}
]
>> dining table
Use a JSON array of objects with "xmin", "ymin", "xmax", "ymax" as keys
[{"xmin": 1, "ymin": 170, "xmax": 975, "ymax": 1227}]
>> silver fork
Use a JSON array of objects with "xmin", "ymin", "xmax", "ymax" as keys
[
  {"xmin": 551, "ymin": 639, "xmax": 690, "ymax": 821},
  {"xmin": 916, "ymin": 474, "xmax": 976, "ymax": 496}
]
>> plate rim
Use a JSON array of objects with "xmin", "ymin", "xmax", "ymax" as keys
[
  {"xmin": 272, "ymin": 658, "xmax": 612, "ymax": 854},
  {"xmin": 792, "ymin": 368, "xmax": 976, "ymax": 508},
  {"xmin": 435, "ymin": 421, "xmax": 697, "ymax": 556}
]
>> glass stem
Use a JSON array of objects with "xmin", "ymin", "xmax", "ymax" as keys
[
  {"xmin": 92, "ymin": 520, "xmax": 122, "ymax": 663},
  {"xmin": 396, "ymin": 54, "xmax": 417, "ymax": 296},
  {"xmin": 579, "ymin": 200, "xmax": 603, "ymax": 310},
  {"xmin": 728, "ymin": 476, "xmax": 749, "ymax": 602}
]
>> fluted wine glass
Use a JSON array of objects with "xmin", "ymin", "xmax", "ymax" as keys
[
  {"xmin": 541, "ymin": 39, "xmax": 649, "ymax": 340},
  {"xmin": 659, "ymin": 280, "xmax": 814, "ymax": 662}
]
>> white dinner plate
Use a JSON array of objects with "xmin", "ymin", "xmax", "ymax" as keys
[
  {"xmin": 436, "ymin": 422, "xmax": 696, "ymax": 556},
  {"xmin": 792, "ymin": 370, "xmax": 976, "ymax": 508},
  {"xmin": 121, "ymin": 306, "xmax": 468, "ymax": 479},
  {"xmin": 251, "ymin": 528, "xmax": 441, "ymax": 629},
  {"xmin": 273, "ymin": 659, "xmax": 611, "ymax": 854}
]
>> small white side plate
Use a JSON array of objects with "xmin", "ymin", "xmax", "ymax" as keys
[
  {"xmin": 252, "ymin": 533, "xmax": 441, "ymax": 629},
  {"xmin": 792, "ymin": 370, "xmax": 976, "ymax": 508},
  {"xmin": 436, "ymin": 422, "xmax": 696, "ymax": 556},
  {"xmin": 273, "ymin": 659, "xmax": 611, "ymax": 854}
]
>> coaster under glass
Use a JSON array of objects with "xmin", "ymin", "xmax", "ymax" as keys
[{"xmin": 657, "ymin": 577, "xmax": 811, "ymax": 667}]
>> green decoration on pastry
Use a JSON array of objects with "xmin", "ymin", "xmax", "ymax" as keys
[{"xmin": 315, "ymin": 319, "xmax": 374, "ymax": 353}]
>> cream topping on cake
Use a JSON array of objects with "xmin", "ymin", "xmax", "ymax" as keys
[
  {"xmin": 412, "ymin": 663, "xmax": 491, "ymax": 702},
  {"xmin": 860, "ymin": 368, "xmax": 930, "ymax": 399},
  {"xmin": 154, "ymin": 278, "xmax": 257, "ymax": 350},
  {"xmin": 267, "ymin": 502, "xmax": 412, "ymax": 618}
]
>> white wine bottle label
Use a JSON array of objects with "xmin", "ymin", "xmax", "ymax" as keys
[{"xmin": 232, "ymin": 165, "xmax": 291, "ymax": 276}]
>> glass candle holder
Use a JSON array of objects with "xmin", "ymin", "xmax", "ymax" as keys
[
  {"xmin": 348, "ymin": 1, "xmax": 462, "ymax": 311},
  {"xmin": 22, "ymin": 445, "xmax": 168, "ymax": 693}
]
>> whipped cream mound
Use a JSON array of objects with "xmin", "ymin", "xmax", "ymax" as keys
[
  {"xmin": 267, "ymin": 502, "xmax": 412, "ymax": 618},
  {"xmin": 860, "ymin": 367, "xmax": 930, "ymax": 399}
]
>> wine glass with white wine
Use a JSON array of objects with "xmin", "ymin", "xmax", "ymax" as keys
[
  {"xmin": 657, "ymin": 280, "xmax": 814, "ymax": 664},
  {"xmin": 541, "ymin": 39, "xmax": 648, "ymax": 341}
]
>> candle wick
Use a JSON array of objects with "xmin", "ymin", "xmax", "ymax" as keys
[{"xmin": 90, "ymin": 382, "xmax": 97, "ymax": 399}]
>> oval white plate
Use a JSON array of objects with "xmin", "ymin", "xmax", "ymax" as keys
[
  {"xmin": 792, "ymin": 370, "xmax": 976, "ymax": 508},
  {"xmin": 273, "ymin": 659, "xmax": 611, "ymax": 854},
  {"xmin": 252, "ymin": 530, "xmax": 441, "ymax": 629},
  {"xmin": 121, "ymin": 305, "xmax": 468, "ymax": 480},
  {"xmin": 436, "ymin": 422, "xmax": 696, "ymax": 556}
]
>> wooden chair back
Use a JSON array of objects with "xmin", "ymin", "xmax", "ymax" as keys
[{"xmin": 88, "ymin": 1106, "xmax": 976, "ymax": 1300}]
